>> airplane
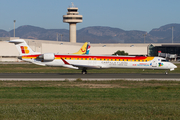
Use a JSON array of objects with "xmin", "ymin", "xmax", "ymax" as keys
[
  {"xmin": 9, "ymin": 39, "xmax": 177, "ymax": 74},
  {"xmin": 73, "ymin": 42, "xmax": 90, "ymax": 55}
]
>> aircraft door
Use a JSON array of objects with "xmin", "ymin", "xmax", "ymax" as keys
[
  {"xmin": 88, "ymin": 57, "xmax": 92, "ymax": 65},
  {"xmin": 93, "ymin": 58, "xmax": 97, "ymax": 65},
  {"xmin": 152, "ymin": 59, "xmax": 158, "ymax": 67},
  {"xmin": 88, "ymin": 57, "xmax": 97, "ymax": 65}
]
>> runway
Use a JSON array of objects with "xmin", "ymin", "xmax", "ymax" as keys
[{"xmin": 0, "ymin": 73, "xmax": 180, "ymax": 81}]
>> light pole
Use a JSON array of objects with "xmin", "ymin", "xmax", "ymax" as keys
[
  {"xmin": 57, "ymin": 33, "xmax": 59, "ymax": 41},
  {"xmin": 56, "ymin": 34, "xmax": 63, "ymax": 41},
  {"xmin": 143, "ymin": 32, "xmax": 147, "ymax": 43},
  {"xmin": 32, "ymin": 41, "xmax": 36, "ymax": 51},
  {"xmin": 172, "ymin": 26, "xmax": 174, "ymax": 43},
  {"xmin": 60, "ymin": 34, "xmax": 63, "ymax": 41},
  {"xmin": 14, "ymin": 20, "xmax": 16, "ymax": 37}
]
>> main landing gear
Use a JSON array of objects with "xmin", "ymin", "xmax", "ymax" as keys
[
  {"xmin": 165, "ymin": 71, "xmax": 168, "ymax": 75},
  {"xmin": 82, "ymin": 69, "xmax": 87, "ymax": 74}
]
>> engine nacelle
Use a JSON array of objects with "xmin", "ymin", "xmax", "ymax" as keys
[{"xmin": 39, "ymin": 53, "xmax": 55, "ymax": 61}]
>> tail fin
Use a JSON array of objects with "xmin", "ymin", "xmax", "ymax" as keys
[
  {"xmin": 9, "ymin": 39, "xmax": 40, "ymax": 56},
  {"xmin": 73, "ymin": 42, "xmax": 90, "ymax": 55},
  {"xmin": 86, "ymin": 44, "xmax": 90, "ymax": 55}
]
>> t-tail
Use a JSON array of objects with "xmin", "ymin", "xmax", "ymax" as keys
[
  {"xmin": 73, "ymin": 42, "xmax": 90, "ymax": 55},
  {"xmin": 9, "ymin": 39, "xmax": 40, "ymax": 56}
]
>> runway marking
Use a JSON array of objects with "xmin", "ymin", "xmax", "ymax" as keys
[{"xmin": 0, "ymin": 78, "xmax": 180, "ymax": 81}]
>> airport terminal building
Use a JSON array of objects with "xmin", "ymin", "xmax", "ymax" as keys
[{"xmin": 0, "ymin": 37, "xmax": 179, "ymax": 62}]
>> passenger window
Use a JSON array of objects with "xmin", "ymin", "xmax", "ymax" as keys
[{"xmin": 161, "ymin": 60, "xmax": 169, "ymax": 62}]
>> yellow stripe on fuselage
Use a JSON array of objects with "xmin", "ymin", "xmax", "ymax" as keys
[
  {"xmin": 22, "ymin": 56, "xmax": 37, "ymax": 59},
  {"xmin": 143, "ymin": 57, "xmax": 154, "ymax": 61},
  {"xmin": 54, "ymin": 56, "xmax": 155, "ymax": 62},
  {"xmin": 21, "ymin": 54, "xmax": 155, "ymax": 62}
]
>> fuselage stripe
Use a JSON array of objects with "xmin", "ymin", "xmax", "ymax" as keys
[{"xmin": 21, "ymin": 54, "xmax": 154, "ymax": 62}]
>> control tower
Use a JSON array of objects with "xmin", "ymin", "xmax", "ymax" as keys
[{"xmin": 63, "ymin": 3, "xmax": 83, "ymax": 43}]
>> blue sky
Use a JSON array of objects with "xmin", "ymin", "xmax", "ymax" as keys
[{"xmin": 0, "ymin": 0, "xmax": 180, "ymax": 32}]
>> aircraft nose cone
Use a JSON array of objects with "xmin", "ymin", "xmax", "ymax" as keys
[
  {"xmin": 170, "ymin": 64, "xmax": 177, "ymax": 71},
  {"xmin": 174, "ymin": 64, "xmax": 177, "ymax": 68}
]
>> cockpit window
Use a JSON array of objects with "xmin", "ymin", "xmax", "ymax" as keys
[{"xmin": 161, "ymin": 60, "xmax": 169, "ymax": 62}]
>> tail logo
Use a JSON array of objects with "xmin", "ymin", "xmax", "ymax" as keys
[
  {"xmin": 86, "ymin": 45, "xmax": 90, "ymax": 54},
  {"xmin": 20, "ymin": 46, "xmax": 29, "ymax": 54},
  {"xmin": 81, "ymin": 47, "xmax": 86, "ymax": 53}
]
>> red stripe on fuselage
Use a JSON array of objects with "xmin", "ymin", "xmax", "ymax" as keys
[
  {"xmin": 54, "ymin": 55, "xmax": 147, "ymax": 60},
  {"xmin": 22, "ymin": 54, "xmax": 40, "ymax": 57}
]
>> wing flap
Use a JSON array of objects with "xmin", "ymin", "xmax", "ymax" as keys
[{"xmin": 72, "ymin": 64, "xmax": 101, "ymax": 69}]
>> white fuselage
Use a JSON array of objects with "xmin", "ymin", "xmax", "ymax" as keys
[{"xmin": 22, "ymin": 54, "xmax": 177, "ymax": 71}]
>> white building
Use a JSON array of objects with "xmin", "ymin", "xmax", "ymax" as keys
[{"xmin": 0, "ymin": 37, "xmax": 152, "ymax": 62}]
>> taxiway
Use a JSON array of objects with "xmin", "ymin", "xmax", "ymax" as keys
[{"xmin": 0, "ymin": 73, "xmax": 180, "ymax": 81}]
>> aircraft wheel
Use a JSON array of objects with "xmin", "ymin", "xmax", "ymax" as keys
[
  {"xmin": 165, "ymin": 71, "xmax": 168, "ymax": 75},
  {"xmin": 82, "ymin": 70, "xmax": 87, "ymax": 74}
]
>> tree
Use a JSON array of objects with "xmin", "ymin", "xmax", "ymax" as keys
[{"xmin": 112, "ymin": 50, "xmax": 128, "ymax": 55}]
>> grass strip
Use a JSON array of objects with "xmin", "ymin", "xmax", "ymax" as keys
[{"xmin": 0, "ymin": 80, "xmax": 180, "ymax": 119}]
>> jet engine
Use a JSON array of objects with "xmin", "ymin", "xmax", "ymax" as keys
[{"xmin": 38, "ymin": 53, "xmax": 55, "ymax": 61}]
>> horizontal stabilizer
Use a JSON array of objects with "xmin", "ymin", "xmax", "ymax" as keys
[
  {"xmin": 9, "ymin": 39, "xmax": 40, "ymax": 56},
  {"xmin": 9, "ymin": 40, "xmax": 24, "ymax": 44}
]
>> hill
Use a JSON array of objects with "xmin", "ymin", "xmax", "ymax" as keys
[
  {"xmin": 1, "ymin": 24, "xmax": 180, "ymax": 43},
  {"xmin": 149, "ymin": 23, "xmax": 180, "ymax": 43}
]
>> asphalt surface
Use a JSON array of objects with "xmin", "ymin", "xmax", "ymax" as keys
[{"xmin": 0, "ymin": 73, "xmax": 180, "ymax": 81}]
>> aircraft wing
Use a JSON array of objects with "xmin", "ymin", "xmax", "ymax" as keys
[
  {"xmin": 71, "ymin": 64, "xmax": 101, "ymax": 69},
  {"xmin": 61, "ymin": 58, "xmax": 101, "ymax": 69}
]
